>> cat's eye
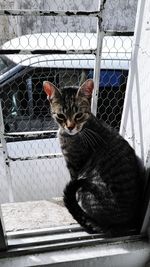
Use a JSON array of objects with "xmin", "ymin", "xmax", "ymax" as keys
[
  {"xmin": 75, "ymin": 113, "xmax": 83, "ymax": 120},
  {"xmin": 56, "ymin": 113, "xmax": 66, "ymax": 121}
]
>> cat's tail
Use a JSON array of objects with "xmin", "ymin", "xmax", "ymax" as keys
[{"xmin": 63, "ymin": 179, "xmax": 102, "ymax": 233}]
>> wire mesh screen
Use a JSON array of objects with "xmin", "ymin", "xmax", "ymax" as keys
[
  {"xmin": 0, "ymin": 0, "xmax": 134, "ymax": 207},
  {"xmin": 0, "ymin": 32, "xmax": 132, "ymax": 204}
]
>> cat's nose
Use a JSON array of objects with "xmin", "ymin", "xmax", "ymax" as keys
[
  {"xmin": 67, "ymin": 126, "xmax": 74, "ymax": 131},
  {"xmin": 66, "ymin": 120, "xmax": 75, "ymax": 131}
]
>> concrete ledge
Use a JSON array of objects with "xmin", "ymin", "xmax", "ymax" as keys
[{"xmin": 1, "ymin": 198, "xmax": 76, "ymax": 232}]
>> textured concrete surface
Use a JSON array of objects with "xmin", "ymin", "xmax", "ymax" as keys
[
  {"xmin": 0, "ymin": 0, "xmax": 138, "ymax": 45},
  {"xmin": 1, "ymin": 198, "xmax": 76, "ymax": 232}
]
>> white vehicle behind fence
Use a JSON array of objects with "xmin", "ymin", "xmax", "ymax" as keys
[{"xmin": 0, "ymin": 33, "xmax": 132, "ymax": 203}]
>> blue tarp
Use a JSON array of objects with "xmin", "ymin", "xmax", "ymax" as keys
[{"xmin": 89, "ymin": 70, "xmax": 122, "ymax": 87}]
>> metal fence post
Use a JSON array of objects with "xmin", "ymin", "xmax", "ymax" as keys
[
  {"xmin": 0, "ymin": 100, "xmax": 14, "ymax": 202},
  {"xmin": 91, "ymin": 0, "xmax": 104, "ymax": 116}
]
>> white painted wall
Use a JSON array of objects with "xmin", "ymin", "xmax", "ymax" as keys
[{"xmin": 120, "ymin": 0, "xmax": 150, "ymax": 165}]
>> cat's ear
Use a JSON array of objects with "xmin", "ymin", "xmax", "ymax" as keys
[
  {"xmin": 77, "ymin": 79, "xmax": 94, "ymax": 99},
  {"xmin": 43, "ymin": 81, "xmax": 61, "ymax": 101}
]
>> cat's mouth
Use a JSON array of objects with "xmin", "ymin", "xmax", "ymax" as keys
[
  {"xmin": 64, "ymin": 127, "xmax": 79, "ymax": 136},
  {"xmin": 60, "ymin": 121, "xmax": 86, "ymax": 136},
  {"xmin": 64, "ymin": 121, "xmax": 87, "ymax": 135}
]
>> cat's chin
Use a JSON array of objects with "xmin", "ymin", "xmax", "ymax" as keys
[{"xmin": 64, "ymin": 128, "xmax": 79, "ymax": 136}]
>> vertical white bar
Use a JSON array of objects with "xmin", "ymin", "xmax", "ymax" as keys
[
  {"xmin": 0, "ymin": 102, "xmax": 8, "ymax": 249},
  {"xmin": 91, "ymin": 0, "xmax": 104, "ymax": 116},
  {"xmin": 119, "ymin": 0, "xmax": 149, "ymax": 234},
  {"xmin": 0, "ymin": 101, "xmax": 14, "ymax": 202},
  {"xmin": 119, "ymin": 0, "xmax": 146, "ymax": 137},
  {"xmin": 91, "ymin": 31, "xmax": 104, "ymax": 116}
]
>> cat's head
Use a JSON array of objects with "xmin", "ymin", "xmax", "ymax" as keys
[{"xmin": 43, "ymin": 79, "xmax": 94, "ymax": 135}]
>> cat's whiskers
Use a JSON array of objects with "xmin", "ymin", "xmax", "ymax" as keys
[
  {"xmin": 79, "ymin": 132, "xmax": 88, "ymax": 150},
  {"xmin": 82, "ymin": 132, "xmax": 92, "ymax": 148},
  {"xmin": 82, "ymin": 130, "xmax": 98, "ymax": 149},
  {"xmin": 80, "ymin": 131, "xmax": 90, "ymax": 148},
  {"xmin": 85, "ymin": 130, "xmax": 100, "ymax": 147},
  {"xmin": 82, "ymin": 128, "xmax": 103, "ymax": 149},
  {"xmin": 85, "ymin": 128, "xmax": 107, "ymax": 145}
]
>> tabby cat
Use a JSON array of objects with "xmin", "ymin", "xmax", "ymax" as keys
[{"xmin": 43, "ymin": 79, "xmax": 143, "ymax": 235}]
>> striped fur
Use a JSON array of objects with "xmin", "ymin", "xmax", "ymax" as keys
[{"xmin": 43, "ymin": 80, "xmax": 144, "ymax": 235}]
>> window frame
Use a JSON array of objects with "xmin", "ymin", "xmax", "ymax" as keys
[
  {"xmin": 0, "ymin": 220, "xmax": 147, "ymax": 257},
  {"xmin": 0, "ymin": 28, "xmax": 149, "ymax": 261}
]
